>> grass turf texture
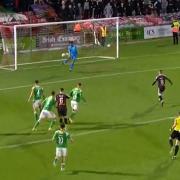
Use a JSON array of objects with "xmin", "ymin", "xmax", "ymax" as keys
[{"xmin": 0, "ymin": 38, "xmax": 180, "ymax": 180}]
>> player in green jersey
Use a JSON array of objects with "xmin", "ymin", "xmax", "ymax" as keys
[
  {"xmin": 32, "ymin": 91, "xmax": 56, "ymax": 131},
  {"xmin": 52, "ymin": 123, "xmax": 73, "ymax": 171},
  {"xmin": 69, "ymin": 83, "xmax": 86, "ymax": 122},
  {"xmin": 28, "ymin": 80, "xmax": 44, "ymax": 121}
]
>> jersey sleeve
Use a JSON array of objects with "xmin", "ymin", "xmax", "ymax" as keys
[
  {"xmin": 52, "ymin": 131, "xmax": 57, "ymax": 140},
  {"xmin": 66, "ymin": 132, "xmax": 70, "ymax": 139}
]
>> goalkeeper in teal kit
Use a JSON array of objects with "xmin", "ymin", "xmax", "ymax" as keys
[{"xmin": 64, "ymin": 41, "xmax": 78, "ymax": 71}]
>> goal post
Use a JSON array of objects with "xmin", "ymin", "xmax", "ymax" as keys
[
  {"xmin": 1, "ymin": 17, "xmax": 119, "ymax": 70},
  {"xmin": 0, "ymin": 25, "xmax": 16, "ymax": 70}
]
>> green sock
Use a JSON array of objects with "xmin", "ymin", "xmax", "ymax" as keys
[
  {"xmin": 33, "ymin": 121, "xmax": 40, "ymax": 129},
  {"xmin": 49, "ymin": 120, "xmax": 55, "ymax": 129},
  {"xmin": 53, "ymin": 158, "xmax": 58, "ymax": 166},
  {"xmin": 34, "ymin": 112, "xmax": 38, "ymax": 121}
]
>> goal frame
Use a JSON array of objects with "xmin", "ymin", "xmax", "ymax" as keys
[{"xmin": 12, "ymin": 17, "xmax": 119, "ymax": 70}]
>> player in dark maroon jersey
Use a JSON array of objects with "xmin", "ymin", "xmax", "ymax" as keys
[
  {"xmin": 56, "ymin": 88, "xmax": 70, "ymax": 124},
  {"xmin": 152, "ymin": 70, "xmax": 173, "ymax": 107}
]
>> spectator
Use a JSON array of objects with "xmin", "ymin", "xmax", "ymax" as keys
[
  {"xmin": 96, "ymin": 0, "xmax": 104, "ymax": 18},
  {"xmin": 104, "ymin": 2, "xmax": 113, "ymax": 18},
  {"xmin": 117, "ymin": 1, "xmax": 125, "ymax": 16},
  {"xmin": 167, "ymin": 0, "xmax": 175, "ymax": 13},
  {"xmin": 83, "ymin": 0, "xmax": 90, "ymax": 19},
  {"xmin": 161, "ymin": 0, "xmax": 168, "ymax": 14},
  {"xmin": 111, "ymin": 0, "xmax": 118, "ymax": 17},
  {"xmin": 89, "ymin": 0, "xmax": 94, "ymax": 18},
  {"xmin": 59, "ymin": 3, "xmax": 68, "ymax": 21},
  {"xmin": 125, "ymin": 0, "xmax": 133, "ymax": 16},
  {"xmin": 74, "ymin": 2, "xmax": 82, "ymax": 20},
  {"xmin": 154, "ymin": 0, "xmax": 162, "ymax": 16},
  {"xmin": 66, "ymin": 4, "xmax": 75, "ymax": 20}
]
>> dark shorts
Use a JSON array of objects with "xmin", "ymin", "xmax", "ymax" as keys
[
  {"xmin": 57, "ymin": 106, "xmax": 67, "ymax": 117},
  {"xmin": 158, "ymin": 86, "xmax": 165, "ymax": 93},
  {"xmin": 171, "ymin": 130, "xmax": 180, "ymax": 141}
]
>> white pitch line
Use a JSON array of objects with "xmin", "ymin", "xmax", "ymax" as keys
[
  {"xmin": 0, "ymin": 116, "xmax": 174, "ymax": 150},
  {"xmin": 23, "ymin": 58, "xmax": 113, "ymax": 70},
  {"xmin": 0, "ymin": 65, "xmax": 180, "ymax": 92}
]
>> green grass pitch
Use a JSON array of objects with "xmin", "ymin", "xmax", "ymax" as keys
[{"xmin": 0, "ymin": 38, "xmax": 180, "ymax": 180}]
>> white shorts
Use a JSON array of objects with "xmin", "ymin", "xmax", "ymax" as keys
[
  {"xmin": 56, "ymin": 147, "xmax": 67, "ymax": 158},
  {"xmin": 39, "ymin": 109, "xmax": 56, "ymax": 120},
  {"xmin": 71, "ymin": 100, "xmax": 79, "ymax": 111},
  {"xmin": 33, "ymin": 100, "xmax": 42, "ymax": 110}
]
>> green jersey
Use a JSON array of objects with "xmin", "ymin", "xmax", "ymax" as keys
[
  {"xmin": 70, "ymin": 87, "xmax": 83, "ymax": 102},
  {"xmin": 53, "ymin": 130, "xmax": 70, "ymax": 148},
  {"xmin": 33, "ymin": 85, "xmax": 43, "ymax": 101},
  {"xmin": 43, "ymin": 95, "xmax": 56, "ymax": 111}
]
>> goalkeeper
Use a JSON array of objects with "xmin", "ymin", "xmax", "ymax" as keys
[{"xmin": 63, "ymin": 40, "xmax": 78, "ymax": 71}]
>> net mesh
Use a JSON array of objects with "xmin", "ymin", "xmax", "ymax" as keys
[{"xmin": 1, "ymin": 17, "xmax": 119, "ymax": 70}]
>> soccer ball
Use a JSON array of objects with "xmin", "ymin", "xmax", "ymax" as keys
[
  {"xmin": 61, "ymin": 53, "xmax": 66, "ymax": 57},
  {"xmin": 107, "ymin": 44, "xmax": 111, "ymax": 47}
]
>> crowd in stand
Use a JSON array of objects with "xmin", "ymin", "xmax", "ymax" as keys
[{"xmin": 2, "ymin": 0, "xmax": 180, "ymax": 21}]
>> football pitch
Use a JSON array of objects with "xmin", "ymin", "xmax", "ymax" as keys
[{"xmin": 0, "ymin": 38, "xmax": 180, "ymax": 180}]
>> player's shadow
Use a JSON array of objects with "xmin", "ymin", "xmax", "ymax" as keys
[
  {"xmin": 131, "ymin": 103, "xmax": 159, "ymax": 120},
  {"xmin": 0, "ymin": 132, "xmax": 47, "ymax": 136},
  {"xmin": 68, "ymin": 169, "xmax": 145, "ymax": 177},
  {"xmin": 170, "ymin": 103, "xmax": 180, "ymax": 108},
  {"xmin": 146, "ymin": 159, "xmax": 174, "ymax": 180}
]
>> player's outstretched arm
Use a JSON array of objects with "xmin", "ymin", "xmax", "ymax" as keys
[
  {"xmin": 152, "ymin": 80, "xmax": 156, "ymax": 86},
  {"xmin": 170, "ymin": 119, "xmax": 176, "ymax": 131},
  {"xmin": 166, "ymin": 77, "xmax": 173, "ymax": 85}
]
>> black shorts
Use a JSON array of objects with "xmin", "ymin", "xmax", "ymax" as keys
[
  {"xmin": 171, "ymin": 130, "xmax": 180, "ymax": 141},
  {"xmin": 158, "ymin": 86, "xmax": 165, "ymax": 93},
  {"xmin": 57, "ymin": 106, "xmax": 67, "ymax": 117}
]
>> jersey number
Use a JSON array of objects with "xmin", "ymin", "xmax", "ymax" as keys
[{"xmin": 58, "ymin": 136, "xmax": 63, "ymax": 144}]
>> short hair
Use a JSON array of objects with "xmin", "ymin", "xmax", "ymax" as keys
[
  {"xmin": 78, "ymin": 82, "xmax": 82, "ymax": 86},
  {"xmin": 60, "ymin": 88, "xmax": 64, "ymax": 92},
  {"xmin": 35, "ymin": 80, "xmax": 39, "ymax": 84},
  {"xmin": 51, "ymin": 91, "xmax": 55, "ymax": 95},
  {"xmin": 60, "ymin": 123, "xmax": 65, "ymax": 129}
]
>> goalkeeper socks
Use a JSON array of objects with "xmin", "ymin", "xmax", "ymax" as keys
[
  {"xmin": 70, "ymin": 60, "xmax": 75, "ymax": 71},
  {"xmin": 174, "ymin": 145, "xmax": 179, "ymax": 156},
  {"xmin": 63, "ymin": 59, "xmax": 68, "ymax": 64}
]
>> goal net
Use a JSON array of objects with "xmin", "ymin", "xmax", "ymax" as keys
[
  {"xmin": 0, "ymin": 17, "xmax": 119, "ymax": 70},
  {"xmin": 0, "ymin": 26, "xmax": 15, "ymax": 70}
]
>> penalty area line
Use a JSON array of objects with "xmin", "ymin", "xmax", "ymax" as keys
[
  {"xmin": 0, "ymin": 65, "xmax": 180, "ymax": 92},
  {"xmin": 0, "ymin": 116, "xmax": 174, "ymax": 150}
]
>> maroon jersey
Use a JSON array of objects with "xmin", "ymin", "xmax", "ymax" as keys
[
  {"xmin": 155, "ymin": 75, "xmax": 167, "ymax": 88},
  {"xmin": 56, "ymin": 93, "xmax": 69, "ymax": 107},
  {"xmin": 152, "ymin": 73, "xmax": 172, "ymax": 91}
]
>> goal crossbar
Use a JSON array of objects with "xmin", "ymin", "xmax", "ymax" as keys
[{"xmin": 2, "ymin": 17, "xmax": 119, "ymax": 70}]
